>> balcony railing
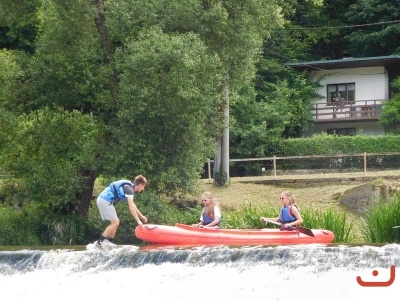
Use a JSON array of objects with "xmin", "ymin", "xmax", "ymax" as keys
[{"xmin": 312, "ymin": 99, "xmax": 383, "ymax": 122}]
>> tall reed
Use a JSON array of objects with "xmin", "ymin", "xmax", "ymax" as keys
[
  {"xmin": 222, "ymin": 203, "xmax": 278, "ymax": 229},
  {"xmin": 302, "ymin": 207, "xmax": 356, "ymax": 243},
  {"xmin": 359, "ymin": 194, "xmax": 400, "ymax": 243}
]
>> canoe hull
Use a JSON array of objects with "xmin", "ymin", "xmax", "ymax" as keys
[{"xmin": 135, "ymin": 223, "xmax": 334, "ymax": 246}]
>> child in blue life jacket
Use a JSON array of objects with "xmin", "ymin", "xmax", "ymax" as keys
[
  {"xmin": 260, "ymin": 191, "xmax": 303, "ymax": 230},
  {"xmin": 193, "ymin": 191, "xmax": 222, "ymax": 228}
]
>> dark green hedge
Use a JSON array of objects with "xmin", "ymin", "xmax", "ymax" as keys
[{"xmin": 278, "ymin": 134, "xmax": 400, "ymax": 156}]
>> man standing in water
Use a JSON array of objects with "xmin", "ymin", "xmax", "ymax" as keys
[{"xmin": 96, "ymin": 175, "xmax": 148, "ymax": 244}]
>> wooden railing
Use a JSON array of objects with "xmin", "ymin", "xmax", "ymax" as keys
[
  {"xmin": 312, "ymin": 99, "xmax": 384, "ymax": 122},
  {"xmin": 207, "ymin": 152, "xmax": 400, "ymax": 180}
]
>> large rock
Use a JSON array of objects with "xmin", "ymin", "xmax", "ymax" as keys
[
  {"xmin": 340, "ymin": 180, "xmax": 400, "ymax": 213},
  {"xmin": 340, "ymin": 183, "xmax": 373, "ymax": 213}
]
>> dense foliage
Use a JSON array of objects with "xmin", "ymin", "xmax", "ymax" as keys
[
  {"xmin": 0, "ymin": 108, "xmax": 101, "ymax": 217},
  {"xmin": 113, "ymin": 29, "xmax": 223, "ymax": 196},
  {"xmin": 0, "ymin": 0, "xmax": 283, "ymax": 205},
  {"xmin": 379, "ymin": 78, "xmax": 400, "ymax": 134}
]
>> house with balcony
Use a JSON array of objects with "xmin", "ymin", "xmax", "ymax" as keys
[{"xmin": 285, "ymin": 55, "xmax": 400, "ymax": 136}]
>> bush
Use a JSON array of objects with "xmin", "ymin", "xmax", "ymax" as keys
[
  {"xmin": 0, "ymin": 204, "xmax": 44, "ymax": 245},
  {"xmin": 1, "ymin": 202, "xmax": 98, "ymax": 246}
]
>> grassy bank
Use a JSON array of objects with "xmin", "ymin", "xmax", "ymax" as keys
[{"xmin": 197, "ymin": 178, "xmax": 360, "ymax": 211}]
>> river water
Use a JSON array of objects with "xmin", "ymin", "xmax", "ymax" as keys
[{"xmin": 1, "ymin": 242, "xmax": 399, "ymax": 300}]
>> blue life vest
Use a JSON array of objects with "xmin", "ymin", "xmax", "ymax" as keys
[
  {"xmin": 279, "ymin": 205, "xmax": 297, "ymax": 224},
  {"xmin": 99, "ymin": 180, "xmax": 135, "ymax": 204},
  {"xmin": 202, "ymin": 213, "xmax": 215, "ymax": 225},
  {"xmin": 202, "ymin": 209, "xmax": 222, "ymax": 226}
]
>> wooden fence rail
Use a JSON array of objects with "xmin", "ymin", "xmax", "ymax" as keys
[{"xmin": 207, "ymin": 152, "xmax": 400, "ymax": 181}]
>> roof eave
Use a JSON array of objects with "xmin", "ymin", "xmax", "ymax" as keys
[{"xmin": 285, "ymin": 55, "xmax": 400, "ymax": 71}]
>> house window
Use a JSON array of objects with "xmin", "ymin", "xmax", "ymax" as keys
[
  {"xmin": 327, "ymin": 83, "xmax": 355, "ymax": 104},
  {"xmin": 327, "ymin": 128, "xmax": 356, "ymax": 136}
]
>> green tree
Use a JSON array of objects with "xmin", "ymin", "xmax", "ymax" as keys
[
  {"xmin": 230, "ymin": 73, "xmax": 318, "ymax": 164},
  {"xmin": 2, "ymin": 0, "xmax": 273, "ymax": 215},
  {"xmin": 252, "ymin": 0, "xmax": 332, "ymax": 146},
  {"xmin": 345, "ymin": 0, "xmax": 400, "ymax": 56},
  {"xmin": 27, "ymin": 0, "xmax": 106, "ymax": 112},
  {"xmin": 0, "ymin": 108, "xmax": 101, "ymax": 217},
  {"xmin": 230, "ymin": 85, "xmax": 286, "ymax": 159},
  {"xmin": 312, "ymin": 0, "xmax": 358, "ymax": 59},
  {"xmin": 0, "ymin": 0, "xmax": 40, "ymax": 52},
  {"xmin": 194, "ymin": 0, "xmax": 282, "ymax": 184},
  {"xmin": 114, "ymin": 28, "xmax": 223, "ymax": 196},
  {"xmin": 0, "ymin": 0, "xmax": 108, "ymax": 218},
  {"xmin": 379, "ymin": 77, "xmax": 400, "ymax": 134},
  {"xmin": 105, "ymin": 0, "xmax": 284, "ymax": 185},
  {"xmin": 0, "ymin": 49, "xmax": 26, "ymax": 107}
]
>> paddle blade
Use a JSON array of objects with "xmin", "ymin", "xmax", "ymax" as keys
[
  {"xmin": 297, "ymin": 226, "xmax": 314, "ymax": 237},
  {"xmin": 264, "ymin": 219, "xmax": 315, "ymax": 237}
]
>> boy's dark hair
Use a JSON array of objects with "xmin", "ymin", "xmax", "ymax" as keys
[{"xmin": 134, "ymin": 175, "xmax": 147, "ymax": 186}]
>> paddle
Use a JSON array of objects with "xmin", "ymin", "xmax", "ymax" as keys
[{"xmin": 264, "ymin": 219, "xmax": 315, "ymax": 237}]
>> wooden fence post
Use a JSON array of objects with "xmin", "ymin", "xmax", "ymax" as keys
[
  {"xmin": 364, "ymin": 152, "xmax": 367, "ymax": 175},
  {"xmin": 273, "ymin": 156, "xmax": 277, "ymax": 178}
]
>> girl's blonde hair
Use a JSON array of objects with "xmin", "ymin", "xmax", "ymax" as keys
[
  {"xmin": 202, "ymin": 191, "xmax": 219, "ymax": 218},
  {"xmin": 282, "ymin": 191, "xmax": 300, "ymax": 211},
  {"xmin": 281, "ymin": 191, "xmax": 296, "ymax": 206}
]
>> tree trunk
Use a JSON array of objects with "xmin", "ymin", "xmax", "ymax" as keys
[
  {"xmin": 222, "ymin": 74, "xmax": 230, "ymax": 180},
  {"xmin": 214, "ymin": 74, "xmax": 230, "ymax": 185},
  {"xmin": 75, "ymin": 169, "xmax": 99, "ymax": 218},
  {"xmin": 92, "ymin": 0, "xmax": 111, "ymax": 64},
  {"xmin": 92, "ymin": 0, "xmax": 119, "ymax": 91}
]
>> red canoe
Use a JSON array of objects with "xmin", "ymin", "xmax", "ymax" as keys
[{"xmin": 134, "ymin": 223, "xmax": 334, "ymax": 246}]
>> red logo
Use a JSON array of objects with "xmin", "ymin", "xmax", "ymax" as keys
[{"xmin": 356, "ymin": 265, "xmax": 396, "ymax": 287}]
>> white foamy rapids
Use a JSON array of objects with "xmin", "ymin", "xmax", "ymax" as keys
[{"xmin": 1, "ymin": 243, "xmax": 399, "ymax": 300}]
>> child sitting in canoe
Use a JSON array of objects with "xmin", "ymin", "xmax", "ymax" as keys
[
  {"xmin": 260, "ymin": 191, "xmax": 303, "ymax": 230},
  {"xmin": 193, "ymin": 191, "xmax": 222, "ymax": 228}
]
